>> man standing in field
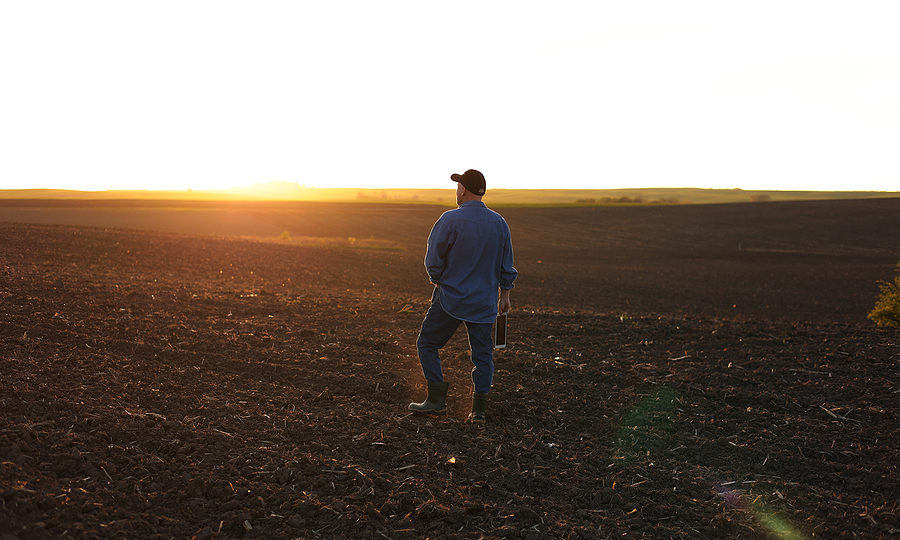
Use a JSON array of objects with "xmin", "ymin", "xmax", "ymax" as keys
[{"xmin": 409, "ymin": 169, "xmax": 518, "ymax": 422}]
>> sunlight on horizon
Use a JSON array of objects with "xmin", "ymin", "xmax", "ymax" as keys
[{"xmin": 2, "ymin": 1, "xmax": 898, "ymax": 193}]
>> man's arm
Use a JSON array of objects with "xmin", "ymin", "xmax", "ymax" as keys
[
  {"xmin": 498, "ymin": 223, "xmax": 517, "ymax": 314},
  {"xmin": 424, "ymin": 218, "xmax": 451, "ymax": 284}
]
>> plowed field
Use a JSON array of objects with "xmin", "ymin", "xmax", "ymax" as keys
[{"xmin": 1, "ymin": 198, "xmax": 898, "ymax": 538}]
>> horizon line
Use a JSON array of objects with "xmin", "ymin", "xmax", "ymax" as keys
[{"xmin": 2, "ymin": 186, "xmax": 899, "ymax": 194}]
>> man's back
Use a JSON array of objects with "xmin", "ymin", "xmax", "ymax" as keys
[{"xmin": 425, "ymin": 201, "xmax": 517, "ymax": 324}]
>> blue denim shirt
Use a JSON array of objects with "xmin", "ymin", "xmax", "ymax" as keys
[{"xmin": 425, "ymin": 201, "xmax": 518, "ymax": 324}]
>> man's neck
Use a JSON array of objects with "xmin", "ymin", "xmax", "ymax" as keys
[{"xmin": 458, "ymin": 195, "xmax": 483, "ymax": 205}]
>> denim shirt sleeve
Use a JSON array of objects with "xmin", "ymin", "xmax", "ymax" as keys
[
  {"xmin": 424, "ymin": 214, "xmax": 453, "ymax": 284},
  {"xmin": 500, "ymin": 223, "xmax": 518, "ymax": 290}
]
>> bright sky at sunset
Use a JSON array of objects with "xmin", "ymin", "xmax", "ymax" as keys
[{"xmin": 1, "ymin": 1, "xmax": 898, "ymax": 192}]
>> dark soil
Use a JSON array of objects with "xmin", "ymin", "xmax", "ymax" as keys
[{"xmin": 1, "ymin": 198, "xmax": 898, "ymax": 538}]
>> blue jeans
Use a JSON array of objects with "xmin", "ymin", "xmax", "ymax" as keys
[{"xmin": 416, "ymin": 291, "xmax": 494, "ymax": 394}]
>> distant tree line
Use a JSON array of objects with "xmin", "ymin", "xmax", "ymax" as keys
[
  {"xmin": 357, "ymin": 190, "xmax": 390, "ymax": 200},
  {"xmin": 356, "ymin": 190, "xmax": 421, "ymax": 201},
  {"xmin": 575, "ymin": 197, "xmax": 680, "ymax": 205}
]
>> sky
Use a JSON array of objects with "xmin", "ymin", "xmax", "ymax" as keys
[{"xmin": 1, "ymin": 1, "xmax": 898, "ymax": 192}]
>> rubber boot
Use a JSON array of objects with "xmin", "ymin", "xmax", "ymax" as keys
[
  {"xmin": 467, "ymin": 392, "xmax": 488, "ymax": 423},
  {"xmin": 408, "ymin": 381, "xmax": 449, "ymax": 415}
]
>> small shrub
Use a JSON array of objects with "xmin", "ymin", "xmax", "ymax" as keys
[{"xmin": 868, "ymin": 262, "xmax": 900, "ymax": 327}]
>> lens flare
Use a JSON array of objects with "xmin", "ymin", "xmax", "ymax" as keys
[
  {"xmin": 611, "ymin": 389, "xmax": 806, "ymax": 539},
  {"xmin": 715, "ymin": 484, "xmax": 807, "ymax": 539}
]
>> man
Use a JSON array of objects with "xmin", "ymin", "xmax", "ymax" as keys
[{"xmin": 409, "ymin": 169, "xmax": 518, "ymax": 422}]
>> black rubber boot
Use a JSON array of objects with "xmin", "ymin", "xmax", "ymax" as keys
[
  {"xmin": 408, "ymin": 381, "xmax": 449, "ymax": 415},
  {"xmin": 467, "ymin": 392, "xmax": 488, "ymax": 423}
]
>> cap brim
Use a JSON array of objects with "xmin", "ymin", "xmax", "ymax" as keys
[{"xmin": 450, "ymin": 173, "xmax": 463, "ymax": 182}]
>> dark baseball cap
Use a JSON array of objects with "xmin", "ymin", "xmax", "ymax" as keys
[{"xmin": 450, "ymin": 169, "xmax": 486, "ymax": 195}]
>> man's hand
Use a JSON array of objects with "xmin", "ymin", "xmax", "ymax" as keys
[{"xmin": 498, "ymin": 289, "xmax": 511, "ymax": 314}]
